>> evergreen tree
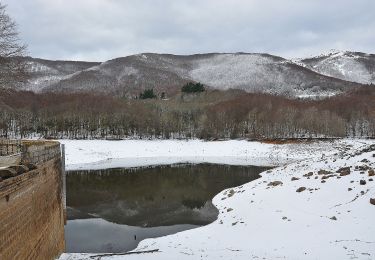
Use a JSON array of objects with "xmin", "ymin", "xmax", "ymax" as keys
[
  {"xmin": 182, "ymin": 82, "xmax": 205, "ymax": 93},
  {"xmin": 139, "ymin": 89, "xmax": 157, "ymax": 99}
]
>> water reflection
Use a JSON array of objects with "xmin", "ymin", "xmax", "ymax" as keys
[
  {"xmin": 66, "ymin": 218, "xmax": 198, "ymax": 253},
  {"xmin": 66, "ymin": 163, "xmax": 269, "ymax": 253}
]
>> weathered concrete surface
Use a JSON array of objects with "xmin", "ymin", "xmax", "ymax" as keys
[
  {"xmin": 0, "ymin": 141, "xmax": 65, "ymax": 260},
  {"xmin": 0, "ymin": 154, "xmax": 21, "ymax": 167}
]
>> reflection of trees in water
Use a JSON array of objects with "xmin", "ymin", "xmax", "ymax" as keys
[
  {"xmin": 67, "ymin": 164, "xmax": 269, "ymax": 226},
  {"xmin": 182, "ymin": 198, "xmax": 206, "ymax": 209}
]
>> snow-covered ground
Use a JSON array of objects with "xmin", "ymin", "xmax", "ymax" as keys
[
  {"xmin": 59, "ymin": 139, "xmax": 375, "ymax": 260},
  {"xmin": 60, "ymin": 139, "xmax": 345, "ymax": 171}
]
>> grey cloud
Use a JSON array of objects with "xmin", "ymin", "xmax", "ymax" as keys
[{"xmin": 4, "ymin": 0, "xmax": 375, "ymax": 61}]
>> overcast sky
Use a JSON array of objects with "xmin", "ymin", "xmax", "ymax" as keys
[{"xmin": 4, "ymin": 0, "xmax": 375, "ymax": 61}]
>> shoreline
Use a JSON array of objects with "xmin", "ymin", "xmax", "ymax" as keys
[
  {"xmin": 59, "ymin": 139, "xmax": 375, "ymax": 260},
  {"xmin": 59, "ymin": 139, "xmax": 347, "ymax": 171}
]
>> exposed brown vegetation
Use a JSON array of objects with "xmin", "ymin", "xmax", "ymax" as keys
[{"xmin": 0, "ymin": 86, "xmax": 374, "ymax": 139}]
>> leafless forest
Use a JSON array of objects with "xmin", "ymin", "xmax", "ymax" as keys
[{"xmin": 0, "ymin": 86, "xmax": 374, "ymax": 139}]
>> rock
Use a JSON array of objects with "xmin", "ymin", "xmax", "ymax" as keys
[
  {"xmin": 337, "ymin": 167, "xmax": 350, "ymax": 174},
  {"xmin": 282, "ymin": 216, "xmax": 287, "ymax": 220},
  {"xmin": 268, "ymin": 181, "xmax": 283, "ymax": 187},
  {"xmin": 321, "ymin": 180, "xmax": 326, "ymax": 183},
  {"xmin": 7, "ymin": 165, "xmax": 29, "ymax": 175},
  {"xmin": 227, "ymin": 208, "xmax": 233, "ymax": 212},
  {"xmin": 358, "ymin": 165, "xmax": 370, "ymax": 171},
  {"xmin": 0, "ymin": 168, "xmax": 17, "ymax": 179},
  {"xmin": 322, "ymin": 174, "xmax": 336, "ymax": 180},
  {"xmin": 368, "ymin": 169, "xmax": 375, "ymax": 177},
  {"xmin": 318, "ymin": 170, "xmax": 331, "ymax": 175},
  {"xmin": 360, "ymin": 180, "xmax": 367, "ymax": 185},
  {"xmin": 337, "ymin": 167, "xmax": 350, "ymax": 176},
  {"xmin": 330, "ymin": 216, "xmax": 337, "ymax": 221},
  {"xmin": 360, "ymin": 145, "xmax": 375, "ymax": 153},
  {"xmin": 296, "ymin": 187, "xmax": 306, "ymax": 193},
  {"xmin": 361, "ymin": 159, "xmax": 370, "ymax": 163},
  {"xmin": 25, "ymin": 163, "xmax": 37, "ymax": 170},
  {"xmin": 370, "ymin": 198, "xmax": 375, "ymax": 206},
  {"xmin": 348, "ymin": 188, "xmax": 352, "ymax": 191},
  {"xmin": 291, "ymin": 177, "xmax": 300, "ymax": 181},
  {"xmin": 303, "ymin": 172, "xmax": 313, "ymax": 177},
  {"xmin": 227, "ymin": 189, "xmax": 235, "ymax": 197},
  {"xmin": 369, "ymin": 178, "xmax": 373, "ymax": 182}
]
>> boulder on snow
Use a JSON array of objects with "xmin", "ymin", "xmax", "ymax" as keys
[
  {"xmin": 321, "ymin": 174, "xmax": 336, "ymax": 180},
  {"xmin": 368, "ymin": 169, "xmax": 375, "ymax": 177},
  {"xmin": 356, "ymin": 165, "xmax": 370, "ymax": 171},
  {"xmin": 268, "ymin": 181, "xmax": 283, "ymax": 187},
  {"xmin": 337, "ymin": 167, "xmax": 350, "ymax": 176},
  {"xmin": 318, "ymin": 170, "xmax": 332, "ymax": 175},
  {"xmin": 291, "ymin": 177, "xmax": 300, "ymax": 181},
  {"xmin": 360, "ymin": 180, "xmax": 366, "ymax": 185},
  {"xmin": 296, "ymin": 187, "xmax": 306, "ymax": 193},
  {"xmin": 336, "ymin": 167, "xmax": 350, "ymax": 173},
  {"xmin": 303, "ymin": 172, "xmax": 313, "ymax": 177},
  {"xmin": 370, "ymin": 198, "xmax": 375, "ymax": 206}
]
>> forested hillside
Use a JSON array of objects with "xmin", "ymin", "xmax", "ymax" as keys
[
  {"xmin": 0, "ymin": 86, "xmax": 374, "ymax": 139},
  {"xmin": 12, "ymin": 53, "xmax": 366, "ymax": 98}
]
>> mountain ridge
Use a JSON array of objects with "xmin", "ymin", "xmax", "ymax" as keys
[{"xmin": 17, "ymin": 51, "xmax": 373, "ymax": 98}]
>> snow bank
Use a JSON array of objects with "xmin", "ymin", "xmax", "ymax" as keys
[
  {"xmin": 59, "ymin": 139, "xmax": 375, "ymax": 260},
  {"xmin": 60, "ymin": 139, "xmax": 344, "ymax": 171}
]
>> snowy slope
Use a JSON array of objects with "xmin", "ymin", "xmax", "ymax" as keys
[
  {"xmin": 59, "ymin": 139, "xmax": 341, "ymax": 171},
  {"xmin": 37, "ymin": 52, "xmax": 363, "ymax": 97},
  {"xmin": 300, "ymin": 51, "xmax": 375, "ymax": 84},
  {"xmin": 59, "ymin": 139, "xmax": 375, "ymax": 260},
  {"xmin": 20, "ymin": 57, "xmax": 100, "ymax": 92}
]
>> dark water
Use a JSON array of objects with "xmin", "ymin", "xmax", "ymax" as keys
[{"xmin": 65, "ymin": 163, "xmax": 269, "ymax": 253}]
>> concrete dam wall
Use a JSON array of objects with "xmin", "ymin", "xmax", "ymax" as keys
[{"xmin": 0, "ymin": 140, "xmax": 65, "ymax": 260}]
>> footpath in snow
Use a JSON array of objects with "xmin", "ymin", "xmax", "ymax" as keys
[{"xmin": 59, "ymin": 139, "xmax": 375, "ymax": 260}]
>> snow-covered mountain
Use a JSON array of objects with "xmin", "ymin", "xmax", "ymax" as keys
[
  {"xmin": 18, "ymin": 52, "xmax": 370, "ymax": 97},
  {"xmin": 299, "ymin": 51, "xmax": 375, "ymax": 85},
  {"xmin": 21, "ymin": 57, "xmax": 100, "ymax": 92}
]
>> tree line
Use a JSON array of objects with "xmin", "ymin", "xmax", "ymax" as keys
[{"xmin": 0, "ymin": 86, "xmax": 374, "ymax": 140}]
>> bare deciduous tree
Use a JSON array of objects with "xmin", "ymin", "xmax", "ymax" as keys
[{"xmin": 0, "ymin": 2, "xmax": 28, "ymax": 88}]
